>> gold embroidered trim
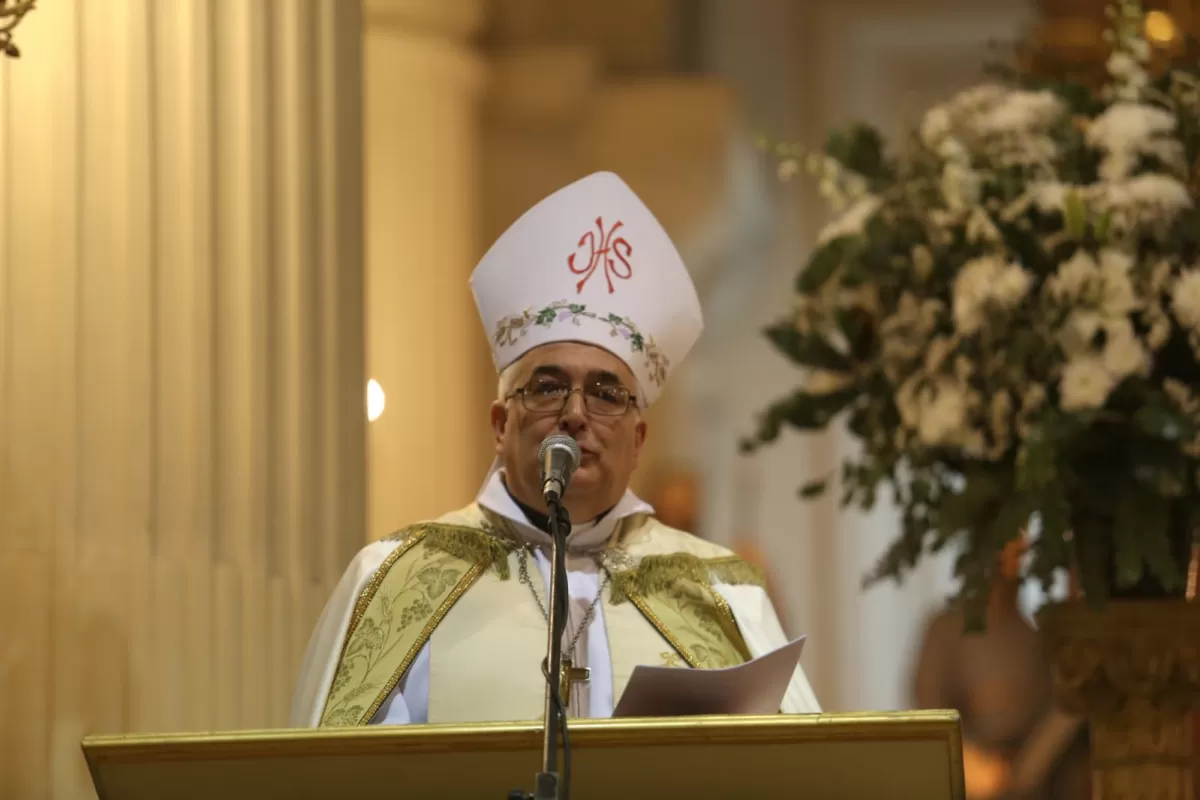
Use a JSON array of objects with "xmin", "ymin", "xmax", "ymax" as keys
[
  {"xmin": 358, "ymin": 561, "xmax": 487, "ymax": 725},
  {"xmin": 422, "ymin": 525, "xmax": 516, "ymax": 579},
  {"xmin": 626, "ymin": 592, "xmax": 705, "ymax": 668},
  {"xmin": 705, "ymin": 584, "xmax": 753, "ymax": 662},
  {"xmin": 608, "ymin": 553, "xmax": 766, "ymax": 604},
  {"xmin": 346, "ymin": 530, "xmax": 429, "ymax": 647}
]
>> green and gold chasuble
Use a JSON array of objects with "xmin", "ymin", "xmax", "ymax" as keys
[{"xmin": 318, "ymin": 503, "xmax": 765, "ymax": 727}]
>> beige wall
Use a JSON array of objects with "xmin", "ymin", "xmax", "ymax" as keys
[
  {"xmin": 363, "ymin": 0, "xmax": 495, "ymax": 540},
  {"xmin": 0, "ymin": 1, "xmax": 365, "ymax": 797}
]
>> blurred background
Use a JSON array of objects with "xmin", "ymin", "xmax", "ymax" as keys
[{"xmin": 0, "ymin": 0, "xmax": 1178, "ymax": 796}]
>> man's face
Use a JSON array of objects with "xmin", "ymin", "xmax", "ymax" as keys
[{"xmin": 491, "ymin": 342, "xmax": 647, "ymax": 521}]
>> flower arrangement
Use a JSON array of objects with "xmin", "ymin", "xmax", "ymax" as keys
[{"xmin": 744, "ymin": 0, "xmax": 1200, "ymax": 627}]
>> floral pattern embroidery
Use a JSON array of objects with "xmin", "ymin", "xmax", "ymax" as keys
[{"xmin": 492, "ymin": 300, "xmax": 669, "ymax": 387}]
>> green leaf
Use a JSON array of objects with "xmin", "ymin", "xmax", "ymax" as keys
[
  {"xmin": 763, "ymin": 323, "xmax": 852, "ymax": 371},
  {"xmin": 797, "ymin": 237, "xmax": 853, "ymax": 295},
  {"xmin": 1063, "ymin": 191, "xmax": 1087, "ymax": 238},
  {"xmin": 824, "ymin": 122, "xmax": 889, "ymax": 182},
  {"xmin": 1133, "ymin": 398, "xmax": 1196, "ymax": 442},
  {"xmin": 1094, "ymin": 208, "xmax": 1113, "ymax": 242},
  {"xmin": 797, "ymin": 477, "xmax": 830, "ymax": 499},
  {"xmin": 1015, "ymin": 431, "xmax": 1057, "ymax": 493},
  {"xmin": 1112, "ymin": 492, "xmax": 1151, "ymax": 588},
  {"xmin": 836, "ymin": 308, "xmax": 874, "ymax": 361}
]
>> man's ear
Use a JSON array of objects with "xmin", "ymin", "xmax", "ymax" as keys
[
  {"xmin": 631, "ymin": 418, "xmax": 648, "ymax": 464},
  {"xmin": 490, "ymin": 402, "xmax": 509, "ymax": 454}
]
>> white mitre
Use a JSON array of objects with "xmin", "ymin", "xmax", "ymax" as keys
[{"xmin": 471, "ymin": 171, "xmax": 703, "ymax": 404}]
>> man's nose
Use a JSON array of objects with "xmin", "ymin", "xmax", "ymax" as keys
[{"xmin": 558, "ymin": 391, "xmax": 588, "ymax": 434}]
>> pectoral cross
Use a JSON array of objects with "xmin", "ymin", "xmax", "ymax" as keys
[{"xmin": 559, "ymin": 657, "xmax": 591, "ymax": 707}]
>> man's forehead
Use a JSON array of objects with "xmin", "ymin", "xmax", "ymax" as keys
[{"xmin": 514, "ymin": 342, "xmax": 636, "ymax": 384}]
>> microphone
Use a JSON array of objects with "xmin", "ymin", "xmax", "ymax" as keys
[{"xmin": 538, "ymin": 434, "xmax": 581, "ymax": 506}]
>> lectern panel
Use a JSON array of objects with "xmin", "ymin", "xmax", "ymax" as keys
[{"xmin": 82, "ymin": 711, "xmax": 964, "ymax": 800}]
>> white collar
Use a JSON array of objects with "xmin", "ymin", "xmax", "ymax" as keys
[{"xmin": 476, "ymin": 468, "xmax": 654, "ymax": 552}]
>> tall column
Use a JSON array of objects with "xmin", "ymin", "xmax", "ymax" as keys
[
  {"xmin": 364, "ymin": 0, "xmax": 492, "ymax": 540},
  {"xmin": 0, "ymin": 2, "xmax": 366, "ymax": 798}
]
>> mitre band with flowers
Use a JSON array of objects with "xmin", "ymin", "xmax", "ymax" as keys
[{"xmin": 470, "ymin": 172, "xmax": 703, "ymax": 406}]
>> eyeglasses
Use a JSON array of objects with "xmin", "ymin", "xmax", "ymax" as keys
[{"xmin": 509, "ymin": 379, "xmax": 636, "ymax": 416}]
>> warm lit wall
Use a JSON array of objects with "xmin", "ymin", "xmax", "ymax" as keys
[
  {"xmin": 0, "ymin": 2, "xmax": 365, "ymax": 797},
  {"xmin": 363, "ymin": 0, "xmax": 495, "ymax": 539}
]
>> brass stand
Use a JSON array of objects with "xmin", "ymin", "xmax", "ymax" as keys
[{"xmin": 1038, "ymin": 602, "xmax": 1200, "ymax": 800}]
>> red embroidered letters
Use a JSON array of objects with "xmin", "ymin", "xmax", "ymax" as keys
[{"xmin": 567, "ymin": 216, "xmax": 633, "ymax": 294}]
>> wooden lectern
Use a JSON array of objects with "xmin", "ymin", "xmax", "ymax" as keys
[{"xmin": 82, "ymin": 710, "xmax": 965, "ymax": 799}]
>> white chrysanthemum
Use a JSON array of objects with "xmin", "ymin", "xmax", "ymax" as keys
[
  {"xmin": 817, "ymin": 195, "xmax": 882, "ymax": 245},
  {"xmin": 1172, "ymin": 269, "xmax": 1200, "ymax": 331},
  {"xmin": 1101, "ymin": 317, "xmax": 1149, "ymax": 378},
  {"xmin": 946, "ymin": 84, "xmax": 1010, "ymax": 116},
  {"xmin": 1087, "ymin": 102, "xmax": 1177, "ymax": 180},
  {"xmin": 920, "ymin": 106, "xmax": 952, "ymax": 148},
  {"xmin": 916, "ymin": 378, "xmax": 970, "ymax": 447},
  {"xmin": 1060, "ymin": 355, "xmax": 1117, "ymax": 411},
  {"xmin": 952, "ymin": 256, "xmax": 1029, "ymax": 334},
  {"xmin": 940, "ymin": 162, "xmax": 981, "ymax": 211},
  {"xmin": 995, "ymin": 262, "xmax": 1033, "ymax": 307},
  {"xmin": 1105, "ymin": 174, "xmax": 1193, "ymax": 213},
  {"xmin": 1097, "ymin": 249, "xmax": 1138, "ymax": 317},
  {"xmin": 1086, "ymin": 102, "xmax": 1176, "ymax": 155},
  {"xmin": 1047, "ymin": 250, "xmax": 1098, "ymax": 301},
  {"xmin": 976, "ymin": 90, "xmax": 1065, "ymax": 135},
  {"xmin": 953, "ymin": 257, "xmax": 1000, "ymax": 334}
]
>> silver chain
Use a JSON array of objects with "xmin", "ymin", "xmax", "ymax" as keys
[{"xmin": 516, "ymin": 546, "xmax": 608, "ymax": 655}]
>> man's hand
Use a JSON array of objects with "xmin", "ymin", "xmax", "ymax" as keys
[{"xmin": 962, "ymin": 739, "xmax": 1011, "ymax": 799}]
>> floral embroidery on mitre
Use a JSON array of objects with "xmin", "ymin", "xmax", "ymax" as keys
[{"xmin": 492, "ymin": 300, "xmax": 670, "ymax": 387}]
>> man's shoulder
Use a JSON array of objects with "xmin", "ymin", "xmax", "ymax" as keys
[
  {"xmin": 630, "ymin": 516, "xmax": 742, "ymax": 561},
  {"xmin": 344, "ymin": 503, "xmax": 489, "ymax": 570}
]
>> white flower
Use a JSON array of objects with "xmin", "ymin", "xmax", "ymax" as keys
[
  {"xmin": 1105, "ymin": 173, "xmax": 1193, "ymax": 212},
  {"xmin": 1058, "ymin": 309, "xmax": 1104, "ymax": 356},
  {"xmin": 1101, "ymin": 316, "xmax": 1149, "ymax": 378},
  {"xmin": 1172, "ymin": 269, "xmax": 1200, "ymax": 331},
  {"xmin": 915, "ymin": 378, "xmax": 970, "ymax": 447},
  {"xmin": 1086, "ymin": 103, "xmax": 1178, "ymax": 180},
  {"xmin": 995, "ymin": 262, "xmax": 1033, "ymax": 307},
  {"xmin": 1060, "ymin": 355, "xmax": 1118, "ymax": 411},
  {"xmin": 976, "ymin": 90, "xmax": 1065, "ymax": 134},
  {"xmin": 936, "ymin": 138, "xmax": 969, "ymax": 162},
  {"xmin": 777, "ymin": 158, "xmax": 800, "ymax": 181},
  {"xmin": 920, "ymin": 106, "xmax": 952, "ymax": 148},
  {"xmin": 952, "ymin": 256, "xmax": 1029, "ymax": 334},
  {"xmin": 947, "ymin": 84, "xmax": 1010, "ymax": 116},
  {"xmin": 941, "ymin": 162, "xmax": 981, "ymax": 211},
  {"xmin": 1097, "ymin": 249, "xmax": 1138, "ymax": 316},
  {"xmin": 817, "ymin": 195, "xmax": 882, "ymax": 244},
  {"xmin": 1047, "ymin": 250, "xmax": 1098, "ymax": 302},
  {"xmin": 1086, "ymin": 103, "xmax": 1176, "ymax": 153},
  {"xmin": 1029, "ymin": 182, "xmax": 1081, "ymax": 213}
]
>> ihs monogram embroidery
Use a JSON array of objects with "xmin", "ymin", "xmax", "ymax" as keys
[{"xmin": 568, "ymin": 216, "xmax": 633, "ymax": 294}]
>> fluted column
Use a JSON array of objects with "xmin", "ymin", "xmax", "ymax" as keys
[
  {"xmin": 364, "ymin": 0, "xmax": 492, "ymax": 539},
  {"xmin": 0, "ymin": 2, "xmax": 366, "ymax": 798}
]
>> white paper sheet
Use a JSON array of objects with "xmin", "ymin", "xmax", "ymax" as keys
[{"xmin": 612, "ymin": 637, "xmax": 807, "ymax": 718}]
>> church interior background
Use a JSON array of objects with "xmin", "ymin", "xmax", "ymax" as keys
[{"xmin": 0, "ymin": 0, "xmax": 1186, "ymax": 797}]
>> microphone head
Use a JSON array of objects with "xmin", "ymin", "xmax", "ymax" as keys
[{"xmin": 538, "ymin": 434, "xmax": 582, "ymax": 472}]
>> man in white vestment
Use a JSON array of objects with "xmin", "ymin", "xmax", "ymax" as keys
[{"xmin": 289, "ymin": 172, "xmax": 821, "ymax": 727}]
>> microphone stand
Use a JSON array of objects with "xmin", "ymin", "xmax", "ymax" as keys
[{"xmin": 510, "ymin": 498, "xmax": 573, "ymax": 800}]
